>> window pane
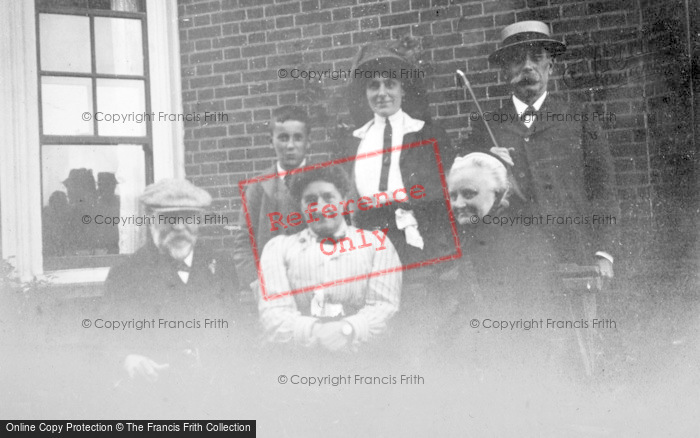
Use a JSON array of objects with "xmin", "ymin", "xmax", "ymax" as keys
[
  {"xmin": 37, "ymin": 0, "xmax": 144, "ymax": 12},
  {"xmin": 39, "ymin": 14, "xmax": 91, "ymax": 73},
  {"xmin": 96, "ymin": 79, "xmax": 146, "ymax": 136},
  {"xmin": 41, "ymin": 76, "xmax": 94, "ymax": 136},
  {"xmin": 95, "ymin": 17, "xmax": 144, "ymax": 76},
  {"xmin": 90, "ymin": 0, "xmax": 144, "ymax": 12},
  {"xmin": 37, "ymin": 0, "xmax": 89, "ymax": 8},
  {"xmin": 41, "ymin": 145, "xmax": 147, "ymax": 257}
]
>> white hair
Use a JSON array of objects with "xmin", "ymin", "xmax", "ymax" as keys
[{"xmin": 449, "ymin": 152, "xmax": 510, "ymax": 208}]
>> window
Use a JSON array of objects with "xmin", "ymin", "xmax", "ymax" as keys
[
  {"xmin": 2, "ymin": 0, "xmax": 182, "ymax": 282},
  {"xmin": 36, "ymin": 0, "xmax": 152, "ymax": 270}
]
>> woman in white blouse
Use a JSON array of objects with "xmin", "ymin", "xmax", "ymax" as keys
[{"xmin": 337, "ymin": 39, "xmax": 458, "ymax": 268}]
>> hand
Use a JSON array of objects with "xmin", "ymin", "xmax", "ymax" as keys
[
  {"xmin": 124, "ymin": 354, "xmax": 170, "ymax": 381},
  {"xmin": 596, "ymin": 257, "xmax": 614, "ymax": 279},
  {"xmin": 489, "ymin": 147, "xmax": 515, "ymax": 167},
  {"xmin": 314, "ymin": 321, "xmax": 350, "ymax": 352}
]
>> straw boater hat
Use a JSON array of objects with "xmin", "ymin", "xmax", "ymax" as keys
[
  {"xmin": 489, "ymin": 21, "xmax": 566, "ymax": 65},
  {"xmin": 348, "ymin": 38, "xmax": 429, "ymax": 126}
]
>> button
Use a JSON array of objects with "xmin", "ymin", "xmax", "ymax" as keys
[
  {"xmin": 519, "ymin": 172, "xmax": 526, "ymax": 178},
  {"xmin": 524, "ymin": 137, "xmax": 530, "ymax": 142},
  {"xmin": 342, "ymin": 322, "xmax": 354, "ymax": 337}
]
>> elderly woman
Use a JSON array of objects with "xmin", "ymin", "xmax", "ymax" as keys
[
  {"xmin": 448, "ymin": 152, "xmax": 510, "ymax": 225},
  {"xmin": 446, "ymin": 152, "xmax": 560, "ymax": 313},
  {"xmin": 440, "ymin": 153, "xmax": 571, "ymax": 375},
  {"xmin": 338, "ymin": 40, "xmax": 458, "ymax": 268}
]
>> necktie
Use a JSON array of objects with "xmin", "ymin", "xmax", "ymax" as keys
[
  {"xmin": 283, "ymin": 172, "xmax": 292, "ymax": 190},
  {"xmin": 173, "ymin": 260, "xmax": 190, "ymax": 273},
  {"xmin": 521, "ymin": 106, "xmax": 536, "ymax": 125},
  {"xmin": 378, "ymin": 118, "xmax": 392, "ymax": 192}
]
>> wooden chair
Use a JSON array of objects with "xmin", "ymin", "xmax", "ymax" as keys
[{"xmin": 558, "ymin": 263, "xmax": 606, "ymax": 376}]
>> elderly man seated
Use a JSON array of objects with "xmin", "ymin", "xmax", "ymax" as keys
[
  {"xmin": 256, "ymin": 166, "xmax": 402, "ymax": 353},
  {"xmin": 102, "ymin": 179, "xmax": 242, "ymax": 401}
]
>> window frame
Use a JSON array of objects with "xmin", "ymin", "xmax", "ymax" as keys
[
  {"xmin": 36, "ymin": 3, "xmax": 154, "ymax": 271},
  {"xmin": 0, "ymin": 0, "xmax": 184, "ymax": 284}
]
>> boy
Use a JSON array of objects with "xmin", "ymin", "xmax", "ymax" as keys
[{"xmin": 233, "ymin": 105, "xmax": 311, "ymax": 291}]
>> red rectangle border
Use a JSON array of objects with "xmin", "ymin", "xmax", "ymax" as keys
[{"xmin": 238, "ymin": 138, "xmax": 462, "ymax": 301}]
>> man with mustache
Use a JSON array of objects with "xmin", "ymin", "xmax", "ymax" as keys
[
  {"xmin": 465, "ymin": 20, "xmax": 619, "ymax": 277},
  {"xmin": 103, "ymin": 179, "xmax": 239, "ymax": 389}
]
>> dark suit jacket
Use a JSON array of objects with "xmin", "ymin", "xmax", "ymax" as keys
[
  {"xmin": 336, "ymin": 119, "xmax": 459, "ymax": 264},
  {"xmin": 103, "ymin": 242, "xmax": 242, "ymax": 363},
  {"xmin": 466, "ymin": 94, "xmax": 619, "ymax": 262},
  {"xmin": 233, "ymin": 166, "xmax": 302, "ymax": 289}
]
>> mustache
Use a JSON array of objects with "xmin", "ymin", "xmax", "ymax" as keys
[
  {"xmin": 510, "ymin": 74, "xmax": 539, "ymax": 86},
  {"xmin": 454, "ymin": 206, "xmax": 477, "ymax": 216},
  {"xmin": 162, "ymin": 231, "xmax": 195, "ymax": 245}
]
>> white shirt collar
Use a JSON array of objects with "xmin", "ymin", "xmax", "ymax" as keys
[
  {"xmin": 175, "ymin": 249, "xmax": 194, "ymax": 283},
  {"xmin": 512, "ymin": 91, "xmax": 548, "ymax": 116},
  {"xmin": 352, "ymin": 109, "xmax": 425, "ymax": 139},
  {"xmin": 302, "ymin": 220, "xmax": 349, "ymax": 243},
  {"xmin": 373, "ymin": 109, "xmax": 405, "ymax": 127},
  {"xmin": 183, "ymin": 249, "xmax": 194, "ymax": 267},
  {"xmin": 276, "ymin": 159, "xmax": 307, "ymax": 176}
]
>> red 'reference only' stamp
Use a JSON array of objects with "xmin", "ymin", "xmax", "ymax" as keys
[{"xmin": 238, "ymin": 138, "xmax": 462, "ymax": 301}]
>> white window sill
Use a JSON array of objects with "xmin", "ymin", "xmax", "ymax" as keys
[{"xmin": 39, "ymin": 267, "xmax": 109, "ymax": 285}]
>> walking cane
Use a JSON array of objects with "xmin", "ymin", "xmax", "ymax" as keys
[
  {"xmin": 455, "ymin": 70, "xmax": 502, "ymax": 150},
  {"xmin": 455, "ymin": 69, "xmax": 524, "ymax": 199},
  {"xmin": 456, "ymin": 69, "xmax": 603, "ymax": 376}
]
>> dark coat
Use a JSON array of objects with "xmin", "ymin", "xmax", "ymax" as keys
[
  {"xmin": 102, "ymin": 241, "xmax": 243, "ymax": 364},
  {"xmin": 458, "ymin": 222, "xmax": 561, "ymax": 316},
  {"xmin": 466, "ymin": 95, "xmax": 620, "ymax": 263},
  {"xmin": 434, "ymin": 222, "xmax": 572, "ymax": 374},
  {"xmin": 233, "ymin": 166, "xmax": 301, "ymax": 289},
  {"xmin": 336, "ymin": 121, "xmax": 460, "ymax": 265}
]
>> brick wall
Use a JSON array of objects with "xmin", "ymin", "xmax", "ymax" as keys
[
  {"xmin": 177, "ymin": 0, "xmax": 696, "ymax": 267},
  {"xmin": 635, "ymin": 0, "xmax": 696, "ymax": 269}
]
